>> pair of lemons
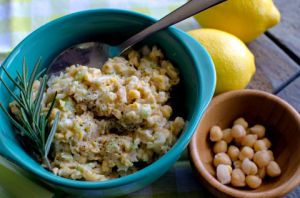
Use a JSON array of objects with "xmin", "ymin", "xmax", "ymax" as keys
[{"xmin": 188, "ymin": 0, "xmax": 280, "ymax": 94}]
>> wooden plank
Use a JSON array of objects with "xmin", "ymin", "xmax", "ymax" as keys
[
  {"xmin": 277, "ymin": 76, "xmax": 300, "ymax": 112},
  {"xmin": 268, "ymin": 0, "xmax": 300, "ymax": 62},
  {"xmin": 247, "ymin": 34, "xmax": 300, "ymax": 92}
]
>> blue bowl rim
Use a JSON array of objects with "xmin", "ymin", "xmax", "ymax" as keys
[{"xmin": 0, "ymin": 8, "xmax": 215, "ymax": 189}]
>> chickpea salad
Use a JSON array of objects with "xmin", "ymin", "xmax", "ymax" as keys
[{"xmin": 10, "ymin": 46, "xmax": 185, "ymax": 181}]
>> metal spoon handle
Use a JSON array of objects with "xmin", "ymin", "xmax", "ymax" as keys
[{"xmin": 118, "ymin": 0, "xmax": 226, "ymax": 53}]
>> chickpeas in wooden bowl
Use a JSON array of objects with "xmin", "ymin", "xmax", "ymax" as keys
[{"xmin": 189, "ymin": 89, "xmax": 300, "ymax": 198}]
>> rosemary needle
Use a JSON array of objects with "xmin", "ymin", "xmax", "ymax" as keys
[{"xmin": 0, "ymin": 59, "xmax": 59, "ymax": 169}]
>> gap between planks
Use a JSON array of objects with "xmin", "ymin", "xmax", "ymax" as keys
[
  {"xmin": 273, "ymin": 71, "xmax": 300, "ymax": 94},
  {"xmin": 266, "ymin": 32, "xmax": 300, "ymax": 66}
]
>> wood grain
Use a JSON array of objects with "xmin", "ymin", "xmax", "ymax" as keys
[
  {"xmin": 247, "ymin": 34, "xmax": 300, "ymax": 92},
  {"xmin": 277, "ymin": 76, "xmax": 300, "ymax": 112},
  {"xmin": 268, "ymin": 0, "xmax": 300, "ymax": 62}
]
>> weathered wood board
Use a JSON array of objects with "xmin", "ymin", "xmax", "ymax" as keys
[
  {"xmin": 268, "ymin": 0, "xmax": 300, "ymax": 62},
  {"xmin": 247, "ymin": 34, "xmax": 300, "ymax": 93},
  {"xmin": 277, "ymin": 76, "xmax": 300, "ymax": 112}
]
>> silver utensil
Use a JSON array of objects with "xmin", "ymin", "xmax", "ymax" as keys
[{"xmin": 48, "ymin": 0, "xmax": 226, "ymax": 74}]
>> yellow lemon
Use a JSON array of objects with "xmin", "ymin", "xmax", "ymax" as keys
[
  {"xmin": 188, "ymin": 29, "xmax": 256, "ymax": 94},
  {"xmin": 194, "ymin": 0, "xmax": 280, "ymax": 43}
]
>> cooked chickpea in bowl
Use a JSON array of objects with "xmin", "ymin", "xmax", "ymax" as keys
[{"xmin": 209, "ymin": 117, "xmax": 281, "ymax": 189}]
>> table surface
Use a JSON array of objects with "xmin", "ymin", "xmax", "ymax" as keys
[{"xmin": 0, "ymin": 0, "xmax": 299, "ymax": 197}]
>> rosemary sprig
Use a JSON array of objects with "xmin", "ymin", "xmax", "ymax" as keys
[{"xmin": 0, "ymin": 59, "xmax": 59, "ymax": 169}]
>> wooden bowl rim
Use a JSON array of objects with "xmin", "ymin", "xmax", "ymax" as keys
[{"xmin": 189, "ymin": 89, "xmax": 300, "ymax": 198}]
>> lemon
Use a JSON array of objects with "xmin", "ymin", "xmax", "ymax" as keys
[
  {"xmin": 188, "ymin": 29, "xmax": 256, "ymax": 94},
  {"xmin": 194, "ymin": 0, "xmax": 280, "ymax": 43}
]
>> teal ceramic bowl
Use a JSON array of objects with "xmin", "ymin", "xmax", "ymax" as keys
[{"xmin": 0, "ymin": 9, "xmax": 215, "ymax": 197}]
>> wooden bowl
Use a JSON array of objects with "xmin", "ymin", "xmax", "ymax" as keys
[{"xmin": 189, "ymin": 89, "xmax": 300, "ymax": 198}]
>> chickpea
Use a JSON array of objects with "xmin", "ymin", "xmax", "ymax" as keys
[
  {"xmin": 233, "ymin": 117, "xmax": 248, "ymax": 129},
  {"xmin": 216, "ymin": 164, "xmax": 232, "ymax": 184},
  {"xmin": 228, "ymin": 145, "xmax": 240, "ymax": 161},
  {"xmin": 231, "ymin": 124, "xmax": 246, "ymax": 139},
  {"xmin": 210, "ymin": 126, "xmax": 223, "ymax": 142},
  {"xmin": 233, "ymin": 160, "xmax": 242, "ymax": 169},
  {"xmin": 128, "ymin": 89, "xmax": 141, "ymax": 100},
  {"xmin": 239, "ymin": 146, "xmax": 254, "ymax": 160},
  {"xmin": 242, "ymin": 158, "xmax": 258, "ymax": 175},
  {"xmin": 234, "ymin": 137, "xmax": 244, "ymax": 147},
  {"xmin": 267, "ymin": 150, "xmax": 274, "ymax": 161},
  {"xmin": 262, "ymin": 138, "xmax": 272, "ymax": 149},
  {"xmin": 246, "ymin": 175, "xmax": 262, "ymax": 189},
  {"xmin": 253, "ymin": 150, "xmax": 272, "ymax": 168},
  {"xmin": 160, "ymin": 105, "xmax": 172, "ymax": 118},
  {"xmin": 227, "ymin": 165, "xmax": 233, "ymax": 174},
  {"xmin": 253, "ymin": 140, "xmax": 268, "ymax": 152},
  {"xmin": 231, "ymin": 168, "xmax": 246, "ymax": 187},
  {"xmin": 267, "ymin": 161, "xmax": 281, "ymax": 177},
  {"xmin": 214, "ymin": 153, "xmax": 232, "ymax": 167},
  {"xmin": 258, "ymin": 167, "xmax": 266, "ymax": 179},
  {"xmin": 250, "ymin": 125, "xmax": 266, "ymax": 138},
  {"xmin": 222, "ymin": 129, "xmax": 233, "ymax": 143},
  {"xmin": 213, "ymin": 140, "xmax": 228, "ymax": 153},
  {"xmin": 246, "ymin": 128, "xmax": 251, "ymax": 134},
  {"xmin": 241, "ymin": 134, "xmax": 258, "ymax": 147}
]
